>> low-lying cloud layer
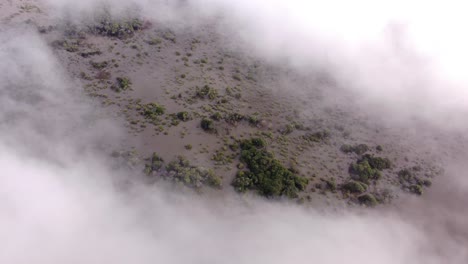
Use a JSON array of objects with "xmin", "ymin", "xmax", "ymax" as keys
[{"xmin": 1, "ymin": 0, "xmax": 468, "ymax": 263}]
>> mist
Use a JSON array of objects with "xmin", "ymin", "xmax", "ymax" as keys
[{"xmin": 2, "ymin": 0, "xmax": 468, "ymax": 263}]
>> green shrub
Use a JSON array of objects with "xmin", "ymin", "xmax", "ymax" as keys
[
  {"xmin": 92, "ymin": 17, "xmax": 143, "ymax": 39},
  {"xmin": 91, "ymin": 60, "xmax": 108, "ymax": 69},
  {"xmin": 360, "ymin": 154, "xmax": 391, "ymax": 170},
  {"xmin": 165, "ymin": 156, "xmax": 222, "ymax": 189},
  {"xmin": 340, "ymin": 144, "xmax": 369, "ymax": 155},
  {"xmin": 342, "ymin": 180, "xmax": 368, "ymax": 194},
  {"xmin": 232, "ymin": 138, "xmax": 308, "ymax": 198},
  {"xmin": 195, "ymin": 85, "xmax": 218, "ymax": 100},
  {"xmin": 303, "ymin": 131, "xmax": 330, "ymax": 142},
  {"xmin": 409, "ymin": 184, "xmax": 423, "ymax": 195},
  {"xmin": 116, "ymin": 77, "xmax": 131, "ymax": 91},
  {"xmin": 144, "ymin": 152, "xmax": 164, "ymax": 175},
  {"xmin": 211, "ymin": 112, "xmax": 223, "ymax": 121},
  {"xmin": 201, "ymin": 118, "xmax": 215, "ymax": 132},
  {"xmin": 349, "ymin": 160, "xmax": 381, "ymax": 183},
  {"xmin": 323, "ymin": 178, "xmax": 337, "ymax": 191},
  {"xmin": 139, "ymin": 103, "xmax": 165, "ymax": 123},
  {"xmin": 176, "ymin": 111, "xmax": 191, "ymax": 121},
  {"xmin": 280, "ymin": 124, "xmax": 295, "ymax": 135},
  {"xmin": 147, "ymin": 38, "xmax": 162, "ymax": 45},
  {"xmin": 358, "ymin": 194, "xmax": 378, "ymax": 207},
  {"xmin": 225, "ymin": 113, "xmax": 244, "ymax": 124}
]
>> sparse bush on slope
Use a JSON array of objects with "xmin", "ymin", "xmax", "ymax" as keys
[{"xmin": 232, "ymin": 138, "xmax": 308, "ymax": 198}]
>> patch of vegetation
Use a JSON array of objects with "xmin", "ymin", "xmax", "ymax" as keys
[
  {"xmin": 231, "ymin": 138, "xmax": 309, "ymax": 198},
  {"xmin": 322, "ymin": 178, "xmax": 337, "ymax": 192},
  {"xmin": 91, "ymin": 60, "xmax": 108, "ymax": 70},
  {"xmin": 112, "ymin": 77, "xmax": 131, "ymax": 92},
  {"xmin": 340, "ymin": 144, "xmax": 369, "ymax": 155},
  {"xmin": 398, "ymin": 168, "xmax": 431, "ymax": 195},
  {"xmin": 165, "ymin": 156, "xmax": 222, "ymax": 189},
  {"xmin": 162, "ymin": 31, "xmax": 176, "ymax": 43},
  {"xmin": 147, "ymin": 38, "xmax": 162, "ymax": 45},
  {"xmin": 201, "ymin": 118, "xmax": 216, "ymax": 133},
  {"xmin": 212, "ymin": 151, "xmax": 233, "ymax": 165},
  {"xmin": 138, "ymin": 103, "xmax": 165, "ymax": 123},
  {"xmin": 341, "ymin": 180, "xmax": 368, "ymax": 194},
  {"xmin": 303, "ymin": 131, "xmax": 330, "ymax": 142},
  {"xmin": 225, "ymin": 113, "xmax": 244, "ymax": 125},
  {"xmin": 195, "ymin": 85, "xmax": 218, "ymax": 100},
  {"xmin": 409, "ymin": 184, "xmax": 424, "ymax": 195},
  {"xmin": 247, "ymin": 115, "xmax": 260, "ymax": 126},
  {"xmin": 144, "ymin": 152, "xmax": 164, "ymax": 175},
  {"xmin": 211, "ymin": 112, "xmax": 223, "ymax": 121},
  {"xmin": 279, "ymin": 124, "xmax": 295, "ymax": 135},
  {"xmin": 92, "ymin": 17, "xmax": 143, "ymax": 39},
  {"xmin": 54, "ymin": 40, "xmax": 79, "ymax": 52},
  {"xmin": 358, "ymin": 194, "xmax": 378, "ymax": 207},
  {"xmin": 360, "ymin": 154, "xmax": 391, "ymax": 170},
  {"xmin": 176, "ymin": 111, "xmax": 191, "ymax": 121},
  {"xmin": 80, "ymin": 50, "xmax": 102, "ymax": 58}
]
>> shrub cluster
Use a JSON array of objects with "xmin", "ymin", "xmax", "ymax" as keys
[
  {"xmin": 232, "ymin": 138, "xmax": 309, "ymax": 198},
  {"xmin": 340, "ymin": 144, "xmax": 369, "ymax": 155},
  {"xmin": 357, "ymin": 194, "xmax": 378, "ymax": 207},
  {"xmin": 176, "ymin": 111, "xmax": 191, "ymax": 121},
  {"xmin": 166, "ymin": 156, "xmax": 222, "ymax": 189},
  {"xmin": 398, "ymin": 168, "xmax": 431, "ymax": 195},
  {"xmin": 195, "ymin": 85, "xmax": 218, "ymax": 100},
  {"xmin": 114, "ymin": 77, "xmax": 131, "ymax": 92},
  {"xmin": 92, "ymin": 18, "xmax": 143, "ymax": 39},
  {"xmin": 138, "ymin": 103, "xmax": 165, "ymax": 123},
  {"xmin": 144, "ymin": 152, "xmax": 164, "ymax": 175},
  {"xmin": 201, "ymin": 118, "xmax": 216, "ymax": 133},
  {"xmin": 341, "ymin": 180, "xmax": 368, "ymax": 194},
  {"xmin": 349, "ymin": 154, "xmax": 391, "ymax": 184},
  {"xmin": 303, "ymin": 131, "xmax": 330, "ymax": 142}
]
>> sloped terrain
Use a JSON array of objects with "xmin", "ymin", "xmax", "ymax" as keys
[{"xmin": 1, "ymin": 0, "xmax": 447, "ymax": 208}]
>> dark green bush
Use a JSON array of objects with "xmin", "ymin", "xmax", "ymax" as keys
[
  {"xmin": 165, "ymin": 156, "xmax": 222, "ymax": 189},
  {"xmin": 323, "ymin": 178, "xmax": 337, "ymax": 191},
  {"xmin": 195, "ymin": 85, "xmax": 218, "ymax": 100},
  {"xmin": 116, "ymin": 77, "xmax": 131, "ymax": 91},
  {"xmin": 342, "ymin": 180, "xmax": 368, "ymax": 194},
  {"xmin": 232, "ymin": 138, "xmax": 308, "ymax": 198},
  {"xmin": 138, "ymin": 103, "xmax": 165, "ymax": 123},
  {"xmin": 201, "ymin": 118, "xmax": 215, "ymax": 132},
  {"xmin": 211, "ymin": 112, "xmax": 223, "ymax": 121},
  {"xmin": 92, "ymin": 17, "xmax": 143, "ymax": 39},
  {"xmin": 360, "ymin": 154, "xmax": 391, "ymax": 170},
  {"xmin": 144, "ymin": 152, "xmax": 164, "ymax": 175},
  {"xmin": 349, "ymin": 160, "xmax": 381, "ymax": 183},
  {"xmin": 176, "ymin": 111, "xmax": 191, "ymax": 121},
  {"xmin": 91, "ymin": 60, "xmax": 108, "ymax": 69},
  {"xmin": 225, "ymin": 113, "xmax": 244, "ymax": 125},
  {"xmin": 398, "ymin": 168, "xmax": 430, "ymax": 195},
  {"xmin": 358, "ymin": 194, "xmax": 378, "ymax": 207},
  {"xmin": 340, "ymin": 144, "xmax": 369, "ymax": 155},
  {"xmin": 303, "ymin": 131, "xmax": 330, "ymax": 142},
  {"xmin": 409, "ymin": 184, "xmax": 423, "ymax": 195}
]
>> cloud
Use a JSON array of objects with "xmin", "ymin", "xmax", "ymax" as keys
[{"xmin": 1, "ymin": 1, "xmax": 468, "ymax": 263}]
